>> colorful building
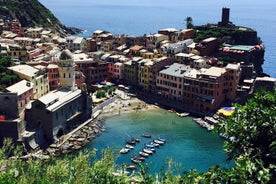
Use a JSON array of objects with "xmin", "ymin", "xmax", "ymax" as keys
[
  {"xmin": 8, "ymin": 64, "xmax": 49, "ymax": 99},
  {"xmin": 6, "ymin": 79, "xmax": 34, "ymax": 112},
  {"xmin": 47, "ymin": 64, "xmax": 60, "ymax": 91}
]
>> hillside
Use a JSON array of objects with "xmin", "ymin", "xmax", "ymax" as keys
[{"xmin": 0, "ymin": 0, "xmax": 82, "ymax": 36}]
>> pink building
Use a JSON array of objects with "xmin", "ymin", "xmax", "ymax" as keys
[
  {"xmin": 47, "ymin": 64, "xmax": 60, "ymax": 91},
  {"xmin": 6, "ymin": 80, "xmax": 34, "ymax": 112}
]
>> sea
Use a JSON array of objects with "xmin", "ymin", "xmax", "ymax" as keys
[
  {"xmin": 39, "ymin": 0, "xmax": 276, "ymax": 78},
  {"xmin": 38, "ymin": 0, "xmax": 273, "ymax": 173}
]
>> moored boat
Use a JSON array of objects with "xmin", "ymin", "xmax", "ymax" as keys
[
  {"xmin": 131, "ymin": 157, "xmax": 141, "ymax": 163},
  {"xmin": 154, "ymin": 139, "xmax": 164, "ymax": 145},
  {"xmin": 143, "ymin": 148, "xmax": 153, "ymax": 154},
  {"xmin": 119, "ymin": 148, "xmax": 130, "ymax": 154},
  {"xmin": 125, "ymin": 144, "xmax": 134, "ymax": 149},
  {"xmin": 126, "ymin": 164, "xmax": 136, "ymax": 170},
  {"xmin": 139, "ymin": 151, "xmax": 149, "ymax": 157}
]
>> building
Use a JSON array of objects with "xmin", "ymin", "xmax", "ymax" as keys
[
  {"xmin": 66, "ymin": 36, "xmax": 86, "ymax": 52},
  {"xmin": 6, "ymin": 79, "xmax": 34, "ymax": 112},
  {"xmin": 195, "ymin": 37, "xmax": 220, "ymax": 56},
  {"xmin": 183, "ymin": 64, "xmax": 240, "ymax": 111},
  {"xmin": 26, "ymin": 27, "xmax": 43, "ymax": 38},
  {"xmin": 123, "ymin": 57, "xmax": 142, "ymax": 86},
  {"xmin": 137, "ymin": 57, "xmax": 173, "ymax": 92},
  {"xmin": 8, "ymin": 65, "xmax": 49, "ymax": 99},
  {"xmin": 156, "ymin": 63, "xmax": 241, "ymax": 112},
  {"xmin": 156, "ymin": 63, "xmax": 188, "ymax": 100},
  {"xmin": 146, "ymin": 33, "xmax": 169, "ymax": 49},
  {"xmin": 24, "ymin": 50, "xmax": 92, "ymax": 147},
  {"xmin": 47, "ymin": 64, "xmax": 60, "ymax": 91},
  {"xmin": 0, "ymin": 93, "xmax": 25, "ymax": 147},
  {"xmin": 58, "ymin": 49, "xmax": 76, "ymax": 90},
  {"xmin": 7, "ymin": 44, "xmax": 28, "ymax": 61},
  {"xmin": 161, "ymin": 39, "xmax": 193, "ymax": 56}
]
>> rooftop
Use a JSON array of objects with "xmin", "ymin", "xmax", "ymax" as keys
[
  {"xmin": 201, "ymin": 67, "xmax": 226, "ymax": 77},
  {"xmin": 8, "ymin": 65, "xmax": 39, "ymax": 77},
  {"xmin": 39, "ymin": 88, "xmax": 82, "ymax": 111},
  {"xmin": 6, "ymin": 79, "xmax": 33, "ymax": 96},
  {"xmin": 159, "ymin": 63, "xmax": 190, "ymax": 78},
  {"xmin": 230, "ymin": 45, "xmax": 255, "ymax": 51},
  {"xmin": 226, "ymin": 63, "xmax": 240, "ymax": 70}
]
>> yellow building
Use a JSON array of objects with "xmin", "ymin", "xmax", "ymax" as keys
[{"xmin": 8, "ymin": 65, "xmax": 49, "ymax": 99}]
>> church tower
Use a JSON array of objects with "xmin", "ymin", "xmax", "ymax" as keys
[{"xmin": 58, "ymin": 49, "xmax": 76, "ymax": 91}]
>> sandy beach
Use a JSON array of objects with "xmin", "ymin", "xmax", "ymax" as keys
[{"xmin": 99, "ymin": 94, "xmax": 158, "ymax": 118}]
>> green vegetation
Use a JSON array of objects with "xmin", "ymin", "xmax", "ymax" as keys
[
  {"xmin": 0, "ymin": 89, "xmax": 275, "ymax": 183},
  {"xmin": 95, "ymin": 87, "xmax": 116, "ymax": 98},
  {"xmin": 0, "ymin": 55, "xmax": 19, "ymax": 91},
  {"xmin": 0, "ymin": 0, "xmax": 77, "ymax": 36},
  {"xmin": 194, "ymin": 25, "xmax": 260, "ymax": 45}
]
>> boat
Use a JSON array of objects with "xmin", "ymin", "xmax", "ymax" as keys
[
  {"xmin": 143, "ymin": 148, "xmax": 153, "ymax": 154},
  {"xmin": 134, "ymin": 138, "xmax": 140, "ymax": 143},
  {"xmin": 145, "ymin": 143, "xmax": 155, "ymax": 148},
  {"xmin": 150, "ymin": 141, "xmax": 160, "ymax": 147},
  {"xmin": 126, "ymin": 164, "xmax": 136, "ymax": 170},
  {"xmin": 142, "ymin": 133, "xmax": 152, "ymax": 138},
  {"xmin": 119, "ymin": 148, "xmax": 130, "ymax": 154},
  {"xmin": 131, "ymin": 157, "xmax": 142, "ymax": 163},
  {"xmin": 176, "ymin": 112, "xmax": 190, "ymax": 117},
  {"xmin": 134, "ymin": 155, "xmax": 145, "ymax": 161},
  {"xmin": 154, "ymin": 139, "xmax": 164, "ymax": 145},
  {"xmin": 126, "ymin": 139, "xmax": 136, "ymax": 145},
  {"xmin": 125, "ymin": 144, "xmax": 134, "ymax": 149},
  {"xmin": 139, "ymin": 151, "xmax": 149, "ymax": 157},
  {"xmin": 145, "ymin": 147, "xmax": 155, "ymax": 152},
  {"xmin": 158, "ymin": 137, "xmax": 166, "ymax": 142}
]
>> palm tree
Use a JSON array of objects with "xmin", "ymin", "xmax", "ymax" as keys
[{"xmin": 185, "ymin": 16, "xmax": 193, "ymax": 29}]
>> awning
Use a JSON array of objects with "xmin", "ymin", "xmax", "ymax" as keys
[{"xmin": 218, "ymin": 107, "xmax": 235, "ymax": 116}]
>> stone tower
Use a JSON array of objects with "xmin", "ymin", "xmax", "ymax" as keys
[
  {"xmin": 58, "ymin": 49, "xmax": 76, "ymax": 91},
  {"xmin": 218, "ymin": 7, "xmax": 231, "ymax": 27}
]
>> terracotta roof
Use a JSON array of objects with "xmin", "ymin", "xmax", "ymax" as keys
[{"xmin": 130, "ymin": 45, "xmax": 143, "ymax": 51}]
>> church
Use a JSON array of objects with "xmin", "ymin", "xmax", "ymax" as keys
[{"xmin": 24, "ymin": 49, "xmax": 92, "ymax": 147}]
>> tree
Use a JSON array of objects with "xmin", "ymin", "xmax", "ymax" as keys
[
  {"xmin": 185, "ymin": 16, "xmax": 193, "ymax": 29},
  {"xmin": 217, "ymin": 88, "xmax": 276, "ymax": 182}
]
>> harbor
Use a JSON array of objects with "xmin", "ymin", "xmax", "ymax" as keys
[{"xmin": 86, "ymin": 108, "xmax": 233, "ymax": 174}]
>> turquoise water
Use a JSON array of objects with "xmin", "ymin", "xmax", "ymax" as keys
[
  {"xmin": 39, "ymin": 0, "xmax": 276, "ymax": 77},
  {"xmin": 85, "ymin": 109, "xmax": 232, "ymax": 174}
]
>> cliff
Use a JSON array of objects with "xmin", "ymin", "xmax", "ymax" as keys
[{"xmin": 0, "ymin": 0, "xmax": 82, "ymax": 36}]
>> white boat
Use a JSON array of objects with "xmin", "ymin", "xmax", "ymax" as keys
[
  {"xmin": 154, "ymin": 139, "xmax": 164, "ymax": 145},
  {"xmin": 125, "ymin": 144, "xmax": 134, "ymax": 149},
  {"xmin": 143, "ymin": 148, "xmax": 153, "ymax": 154},
  {"xmin": 119, "ymin": 148, "xmax": 130, "ymax": 154},
  {"xmin": 139, "ymin": 151, "xmax": 149, "ymax": 157},
  {"xmin": 177, "ymin": 112, "xmax": 190, "ymax": 117}
]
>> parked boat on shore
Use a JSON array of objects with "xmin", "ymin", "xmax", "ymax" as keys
[{"xmin": 176, "ymin": 112, "xmax": 190, "ymax": 117}]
